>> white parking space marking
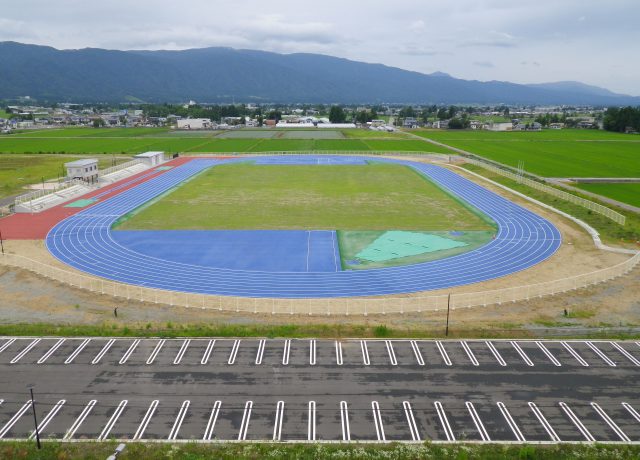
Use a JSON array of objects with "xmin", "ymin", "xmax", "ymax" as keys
[
  {"xmin": 133, "ymin": 400, "xmax": 159, "ymax": 440},
  {"xmin": 10, "ymin": 338, "xmax": 41, "ymax": 364},
  {"xmin": 461, "ymin": 341, "xmax": 479, "ymax": 366},
  {"xmin": 37, "ymin": 338, "xmax": 66, "ymax": 364},
  {"xmin": 238, "ymin": 401, "xmax": 253, "ymax": 441},
  {"xmin": 410, "ymin": 341, "xmax": 425, "ymax": 366},
  {"xmin": 168, "ymin": 400, "xmax": 190, "ymax": 441},
  {"xmin": 146, "ymin": 339, "xmax": 165, "ymax": 365},
  {"xmin": 228, "ymin": 340, "xmax": 240, "ymax": 365},
  {"xmin": 536, "ymin": 341, "xmax": 561, "ymax": 366},
  {"xmin": 0, "ymin": 338, "xmax": 16, "ymax": 354},
  {"xmin": 282, "ymin": 340, "xmax": 291, "ymax": 366},
  {"xmin": 64, "ymin": 400, "xmax": 97, "ymax": 440},
  {"xmin": 434, "ymin": 401, "xmax": 455, "ymax": 441},
  {"xmin": 65, "ymin": 338, "xmax": 91, "ymax": 364},
  {"xmin": 466, "ymin": 401, "xmax": 490, "ymax": 441},
  {"xmin": 92, "ymin": 339, "xmax": 115, "ymax": 364},
  {"xmin": 436, "ymin": 341, "xmax": 452, "ymax": 366},
  {"xmin": 308, "ymin": 401, "xmax": 316, "ymax": 441},
  {"xmin": 340, "ymin": 401, "xmax": 350, "ymax": 441},
  {"xmin": 486, "ymin": 341, "xmax": 507, "ymax": 366},
  {"xmin": 29, "ymin": 399, "xmax": 66, "ymax": 440},
  {"xmin": 273, "ymin": 401, "xmax": 285, "ymax": 441},
  {"xmin": 528, "ymin": 402, "xmax": 560, "ymax": 442},
  {"xmin": 591, "ymin": 402, "xmax": 630, "ymax": 442},
  {"xmin": 385, "ymin": 341, "xmax": 398, "ymax": 366},
  {"xmin": 203, "ymin": 401, "xmax": 222, "ymax": 441},
  {"xmin": 119, "ymin": 339, "xmax": 140, "ymax": 364},
  {"xmin": 403, "ymin": 401, "xmax": 420, "ymax": 441},
  {"xmin": 585, "ymin": 342, "xmax": 616, "ymax": 367},
  {"xmin": 335, "ymin": 341, "xmax": 343, "ymax": 366},
  {"xmin": 173, "ymin": 339, "xmax": 190, "ymax": 365},
  {"xmin": 98, "ymin": 399, "xmax": 127, "ymax": 440},
  {"xmin": 255, "ymin": 339, "xmax": 265, "ymax": 365},
  {"xmin": 360, "ymin": 340, "xmax": 370, "ymax": 366},
  {"xmin": 561, "ymin": 342, "xmax": 589, "ymax": 367},
  {"xmin": 0, "ymin": 400, "xmax": 31, "ymax": 438},
  {"xmin": 201, "ymin": 340, "xmax": 215, "ymax": 365},
  {"xmin": 622, "ymin": 402, "xmax": 640, "ymax": 423},
  {"xmin": 559, "ymin": 402, "xmax": 595, "ymax": 442},
  {"xmin": 309, "ymin": 340, "xmax": 316, "ymax": 366},
  {"xmin": 610, "ymin": 342, "xmax": 640, "ymax": 366},
  {"xmin": 372, "ymin": 401, "xmax": 386, "ymax": 442},
  {"xmin": 511, "ymin": 342, "xmax": 534, "ymax": 367},
  {"xmin": 497, "ymin": 401, "xmax": 525, "ymax": 442}
]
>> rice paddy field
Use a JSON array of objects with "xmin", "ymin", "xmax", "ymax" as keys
[
  {"xmin": 573, "ymin": 183, "xmax": 640, "ymax": 208},
  {"xmin": 414, "ymin": 129, "xmax": 640, "ymax": 178}
]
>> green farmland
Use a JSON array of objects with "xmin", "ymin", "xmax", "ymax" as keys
[
  {"xmin": 574, "ymin": 183, "xmax": 640, "ymax": 208},
  {"xmin": 414, "ymin": 129, "xmax": 640, "ymax": 177}
]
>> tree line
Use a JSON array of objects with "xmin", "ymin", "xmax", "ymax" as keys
[{"xmin": 603, "ymin": 107, "xmax": 640, "ymax": 133}]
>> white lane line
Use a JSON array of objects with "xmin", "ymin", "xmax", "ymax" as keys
[
  {"xmin": 0, "ymin": 338, "xmax": 16, "ymax": 355},
  {"xmin": 309, "ymin": 339, "xmax": 316, "ymax": 366},
  {"xmin": 340, "ymin": 401, "xmax": 351, "ymax": 442},
  {"xmin": 436, "ymin": 341, "xmax": 452, "ymax": 366},
  {"xmin": 119, "ymin": 339, "xmax": 140, "ymax": 364},
  {"xmin": 611, "ymin": 342, "xmax": 640, "ymax": 366},
  {"xmin": 561, "ymin": 342, "xmax": 589, "ymax": 367},
  {"xmin": 497, "ymin": 401, "xmax": 525, "ymax": 442},
  {"xmin": 63, "ymin": 399, "xmax": 97, "ymax": 440},
  {"xmin": 10, "ymin": 338, "xmax": 41, "ymax": 364},
  {"xmin": 255, "ymin": 339, "xmax": 266, "ymax": 365},
  {"xmin": 461, "ymin": 341, "xmax": 479, "ymax": 366},
  {"xmin": 92, "ymin": 339, "xmax": 116, "ymax": 365},
  {"xmin": 585, "ymin": 342, "xmax": 616, "ymax": 367},
  {"xmin": 622, "ymin": 402, "xmax": 640, "ymax": 423},
  {"xmin": 201, "ymin": 340, "xmax": 215, "ymax": 365},
  {"xmin": 168, "ymin": 400, "xmax": 190, "ymax": 441},
  {"xmin": 591, "ymin": 402, "xmax": 629, "ymax": 442},
  {"xmin": 98, "ymin": 399, "xmax": 128, "ymax": 440},
  {"xmin": 238, "ymin": 401, "xmax": 253, "ymax": 441},
  {"xmin": 335, "ymin": 341, "xmax": 343, "ymax": 366},
  {"xmin": 536, "ymin": 341, "xmax": 562, "ymax": 366},
  {"xmin": 511, "ymin": 342, "xmax": 534, "ymax": 367},
  {"xmin": 486, "ymin": 341, "xmax": 507, "ymax": 366},
  {"xmin": 410, "ymin": 341, "xmax": 425, "ymax": 366},
  {"xmin": 385, "ymin": 341, "xmax": 398, "ymax": 366},
  {"xmin": 173, "ymin": 339, "xmax": 191, "ymax": 365},
  {"xmin": 282, "ymin": 340, "xmax": 291, "ymax": 366},
  {"xmin": 361, "ymin": 340, "xmax": 370, "ymax": 366},
  {"xmin": 28, "ymin": 399, "xmax": 66, "ymax": 440},
  {"xmin": 434, "ymin": 401, "xmax": 455, "ymax": 441},
  {"xmin": 305, "ymin": 230, "xmax": 311, "ymax": 272},
  {"xmin": 403, "ymin": 401, "xmax": 420, "ymax": 441},
  {"xmin": 0, "ymin": 401, "xmax": 32, "ymax": 438},
  {"xmin": 466, "ymin": 401, "xmax": 490, "ymax": 441},
  {"xmin": 308, "ymin": 401, "xmax": 316, "ymax": 441},
  {"xmin": 372, "ymin": 401, "xmax": 386, "ymax": 442},
  {"xmin": 133, "ymin": 400, "xmax": 159, "ymax": 440},
  {"xmin": 203, "ymin": 401, "xmax": 222, "ymax": 441},
  {"xmin": 64, "ymin": 338, "xmax": 91, "ymax": 364},
  {"xmin": 37, "ymin": 338, "xmax": 66, "ymax": 364},
  {"xmin": 528, "ymin": 402, "xmax": 560, "ymax": 442},
  {"xmin": 559, "ymin": 402, "xmax": 595, "ymax": 442},
  {"xmin": 146, "ymin": 339, "xmax": 166, "ymax": 365},
  {"xmin": 228, "ymin": 340, "xmax": 240, "ymax": 365},
  {"xmin": 273, "ymin": 401, "xmax": 285, "ymax": 441}
]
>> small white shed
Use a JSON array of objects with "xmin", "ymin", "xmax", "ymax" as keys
[
  {"xmin": 65, "ymin": 158, "xmax": 99, "ymax": 182},
  {"xmin": 134, "ymin": 151, "xmax": 164, "ymax": 167}
]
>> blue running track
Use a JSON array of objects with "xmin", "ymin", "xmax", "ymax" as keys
[{"xmin": 46, "ymin": 156, "xmax": 561, "ymax": 298}]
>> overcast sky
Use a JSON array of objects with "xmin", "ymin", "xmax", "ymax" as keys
[{"xmin": 2, "ymin": 0, "xmax": 639, "ymax": 95}]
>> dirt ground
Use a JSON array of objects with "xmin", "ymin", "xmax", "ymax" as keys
[{"xmin": 0, "ymin": 156, "xmax": 638, "ymax": 332}]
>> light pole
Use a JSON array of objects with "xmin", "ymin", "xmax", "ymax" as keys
[
  {"xmin": 29, "ymin": 387, "xmax": 41, "ymax": 449},
  {"xmin": 445, "ymin": 294, "xmax": 451, "ymax": 337}
]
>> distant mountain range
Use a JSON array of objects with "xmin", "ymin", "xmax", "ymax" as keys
[{"xmin": 1, "ymin": 41, "xmax": 638, "ymax": 105}]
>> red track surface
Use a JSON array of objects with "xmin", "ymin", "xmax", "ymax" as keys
[{"xmin": 0, "ymin": 157, "xmax": 194, "ymax": 240}]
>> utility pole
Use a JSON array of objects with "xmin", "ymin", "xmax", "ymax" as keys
[
  {"xmin": 445, "ymin": 294, "xmax": 451, "ymax": 337},
  {"xmin": 29, "ymin": 388, "xmax": 41, "ymax": 449},
  {"xmin": 0, "ymin": 229, "xmax": 4, "ymax": 254}
]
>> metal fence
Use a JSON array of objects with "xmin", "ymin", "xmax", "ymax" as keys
[
  {"xmin": 14, "ymin": 178, "xmax": 90, "ymax": 207},
  {"xmin": 464, "ymin": 157, "xmax": 627, "ymax": 226},
  {"xmin": 1, "ymin": 250, "xmax": 637, "ymax": 316}
]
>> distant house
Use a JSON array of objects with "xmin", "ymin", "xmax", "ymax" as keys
[
  {"xmin": 549, "ymin": 123, "xmax": 564, "ymax": 130},
  {"xmin": 177, "ymin": 118, "xmax": 212, "ymax": 130},
  {"xmin": 486, "ymin": 122, "xmax": 513, "ymax": 131},
  {"xmin": 403, "ymin": 117, "xmax": 419, "ymax": 128}
]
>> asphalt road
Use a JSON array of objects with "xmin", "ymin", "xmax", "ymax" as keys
[{"xmin": 0, "ymin": 337, "xmax": 639, "ymax": 443}]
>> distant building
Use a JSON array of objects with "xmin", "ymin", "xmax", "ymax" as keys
[
  {"xmin": 486, "ymin": 122, "xmax": 513, "ymax": 131},
  {"xmin": 134, "ymin": 151, "xmax": 164, "ymax": 167},
  {"xmin": 177, "ymin": 118, "xmax": 212, "ymax": 130},
  {"xmin": 549, "ymin": 123, "xmax": 564, "ymax": 130},
  {"xmin": 66, "ymin": 159, "xmax": 99, "ymax": 183}
]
